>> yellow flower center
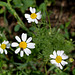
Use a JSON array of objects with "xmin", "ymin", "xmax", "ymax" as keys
[
  {"xmin": 19, "ymin": 41, "xmax": 27, "ymax": 49},
  {"xmin": 55, "ymin": 56, "xmax": 62, "ymax": 63},
  {"xmin": 30, "ymin": 13, "xmax": 37, "ymax": 19},
  {"xmin": 1, "ymin": 44, "xmax": 6, "ymax": 49}
]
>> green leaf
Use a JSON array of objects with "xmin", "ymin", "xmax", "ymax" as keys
[
  {"xmin": 65, "ymin": 22, "xmax": 70, "ymax": 28},
  {"xmin": 13, "ymin": 0, "xmax": 22, "ymax": 6},
  {"xmin": 39, "ymin": 3, "xmax": 46, "ymax": 12},
  {"xmin": 29, "ymin": 26, "xmax": 36, "ymax": 31},
  {"xmin": 14, "ymin": 24, "xmax": 20, "ymax": 32},
  {"xmin": 13, "ymin": 0, "xmax": 23, "ymax": 8},
  {"xmin": 73, "ymin": 68, "xmax": 75, "ymax": 75},
  {"xmin": 21, "ymin": 0, "xmax": 35, "ymax": 13},
  {"xmin": 60, "ymin": 24, "xmax": 64, "ymax": 29},
  {"xmin": 0, "ymin": 8, "xmax": 5, "ymax": 14},
  {"xmin": 13, "ymin": 0, "xmax": 35, "ymax": 13},
  {"xmin": 47, "ymin": 65, "xmax": 55, "ymax": 72},
  {"xmin": 39, "ymin": 3, "xmax": 46, "ymax": 19},
  {"xmin": 64, "ymin": 29, "xmax": 69, "ymax": 39}
]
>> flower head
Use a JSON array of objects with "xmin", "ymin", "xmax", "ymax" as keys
[
  {"xmin": 25, "ymin": 7, "xmax": 42, "ymax": 24},
  {"xmin": 0, "ymin": 40, "xmax": 10, "ymax": 54},
  {"xmin": 50, "ymin": 50, "xmax": 68, "ymax": 69},
  {"xmin": 11, "ymin": 33, "xmax": 35, "ymax": 57}
]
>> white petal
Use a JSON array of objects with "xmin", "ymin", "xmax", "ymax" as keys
[
  {"xmin": 61, "ymin": 54, "xmax": 68, "ymax": 60},
  {"xmin": 50, "ymin": 60, "xmax": 56, "ymax": 64},
  {"xmin": 61, "ymin": 61, "xmax": 68, "ymax": 66},
  {"xmin": 2, "ymin": 40, "xmax": 9, "ymax": 44},
  {"xmin": 55, "ymin": 63, "xmax": 59, "ymax": 67},
  {"xmin": 2, "ymin": 40, "xmax": 6, "ymax": 44},
  {"xmin": 0, "ymin": 44, "xmax": 1, "ymax": 46},
  {"xmin": 27, "ymin": 18, "xmax": 32, "ymax": 23},
  {"xmin": 27, "ymin": 43, "xmax": 35, "ymax": 49},
  {"xmin": 20, "ymin": 51, "xmax": 24, "ymax": 57},
  {"xmin": 24, "ymin": 48, "xmax": 31, "ymax": 56},
  {"xmin": 34, "ymin": 19, "xmax": 38, "ymax": 24},
  {"xmin": 37, "ymin": 15, "xmax": 41, "ymax": 20},
  {"xmin": 60, "ymin": 50, "xmax": 64, "ymax": 56},
  {"xmin": 5, "ymin": 41, "xmax": 9, "ymax": 44},
  {"xmin": 21, "ymin": 33, "xmax": 27, "ymax": 41},
  {"xmin": 0, "ymin": 48, "xmax": 3, "ymax": 54},
  {"xmin": 4, "ymin": 49, "xmax": 7, "ymax": 54},
  {"xmin": 50, "ymin": 60, "xmax": 61, "ymax": 68},
  {"xmin": 15, "ymin": 48, "xmax": 20, "ymax": 54},
  {"xmin": 28, "ymin": 20, "xmax": 31, "ymax": 23},
  {"xmin": 58, "ymin": 63, "xmax": 63, "ymax": 69},
  {"xmin": 57, "ymin": 50, "xmax": 61, "ymax": 56},
  {"xmin": 37, "ymin": 11, "xmax": 41, "ymax": 15},
  {"xmin": 26, "ymin": 37, "xmax": 32, "ymax": 43},
  {"xmin": 11, "ymin": 42, "xmax": 19, "ymax": 47},
  {"xmin": 30, "ymin": 7, "xmax": 33, "ymax": 13},
  {"xmin": 25, "ymin": 14, "xmax": 30, "ymax": 19},
  {"xmin": 53, "ymin": 50, "xmax": 57, "ymax": 57},
  {"xmin": 50, "ymin": 54, "xmax": 56, "ymax": 59},
  {"xmin": 32, "ymin": 8, "xmax": 36, "ymax": 13},
  {"xmin": 36, "ymin": 11, "xmax": 42, "ymax": 20},
  {"xmin": 6, "ymin": 44, "xmax": 10, "ymax": 49},
  {"xmin": 28, "ymin": 18, "xmax": 35, "ymax": 22},
  {"xmin": 15, "ymin": 36, "xmax": 21, "ymax": 42},
  {"xmin": 30, "ymin": 7, "xmax": 36, "ymax": 13}
]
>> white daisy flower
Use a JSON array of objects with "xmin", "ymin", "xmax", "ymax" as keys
[
  {"xmin": 11, "ymin": 33, "xmax": 35, "ymax": 57},
  {"xmin": 25, "ymin": 7, "xmax": 42, "ymax": 24},
  {"xmin": 0, "ymin": 40, "xmax": 10, "ymax": 54},
  {"xmin": 50, "ymin": 50, "xmax": 68, "ymax": 69}
]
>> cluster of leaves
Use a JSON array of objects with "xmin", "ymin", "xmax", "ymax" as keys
[
  {"xmin": 60, "ymin": 21, "xmax": 71, "ymax": 39},
  {"xmin": 12, "ymin": 0, "xmax": 35, "ymax": 13},
  {"xmin": 31, "ymin": 26, "xmax": 74, "ymax": 61}
]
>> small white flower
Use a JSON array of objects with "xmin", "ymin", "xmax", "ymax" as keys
[
  {"xmin": 50, "ymin": 50, "xmax": 68, "ymax": 69},
  {"xmin": 11, "ymin": 33, "xmax": 35, "ymax": 57},
  {"xmin": 25, "ymin": 7, "xmax": 42, "ymax": 24},
  {"xmin": 0, "ymin": 40, "xmax": 10, "ymax": 54}
]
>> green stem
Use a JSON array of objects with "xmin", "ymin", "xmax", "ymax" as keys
[
  {"xmin": 0, "ymin": 58, "xmax": 2, "ymax": 72},
  {"xmin": 4, "ymin": 7, "xmax": 11, "ymax": 34},
  {"xmin": 10, "ymin": 47, "xmax": 14, "ymax": 52},
  {"xmin": 45, "ymin": 64, "xmax": 47, "ymax": 75},
  {"xmin": 45, "ymin": 60, "xmax": 49, "ymax": 75},
  {"xmin": 46, "ymin": 10, "xmax": 51, "ymax": 34},
  {"xmin": 45, "ymin": 2, "xmax": 51, "ymax": 34}
]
